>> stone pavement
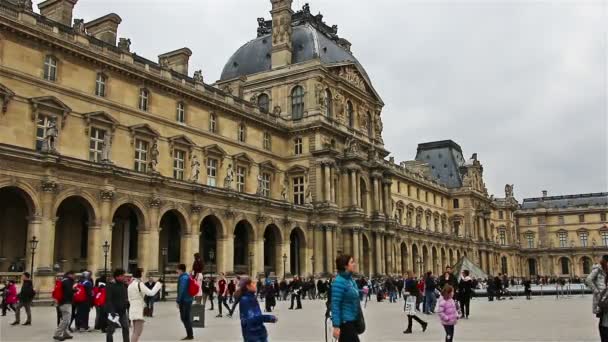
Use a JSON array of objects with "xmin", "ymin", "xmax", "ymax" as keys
[{"xmin": 0, "ymin": 295, "xmax": 599, "ymax": 341}]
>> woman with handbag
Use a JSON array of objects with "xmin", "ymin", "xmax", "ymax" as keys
[
  {"xmin": 127, "ymin": 268, "xmax": 162, "ymax": 342},
  {"xmin": 331, "ymin": 254, "xmax": 364, "ymax": 342}
]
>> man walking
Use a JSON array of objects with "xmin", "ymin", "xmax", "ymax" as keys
[
  {"xmin": 215, "ymin": 273, "xmax": 231, "ymax": 317},
  {"xmin": 177, "ymin": 264, "xmax": 194, "ymax": 340},
  {"xmin": 12, "ymin": 272, "xmax": 35, "ymax": 326},
  {"xmin": 105, "ymin": 268, "xmax": 129, "ymax": 342},
  {"xmin": 289, "ymin": 276, "xmax": 303, "ymax": 310},
  {"xmin": 423, "ymin": 271, "xmax": 436, "ymax": 314},
  {"xmin": 53, "ymin": 271, "xmax": 75, "ymax": 341}
]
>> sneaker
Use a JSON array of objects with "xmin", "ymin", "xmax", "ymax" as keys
[
  {"xmin": 422, "ymin": 322, "xmax": 428, "ymax": 332},
  {"xmin": 52, "ymin": 336, "xmax": 65, "ymax": 341},
  {"xmin": 215, "ymin": 314, "xmax": 222, "ymax": 318}
]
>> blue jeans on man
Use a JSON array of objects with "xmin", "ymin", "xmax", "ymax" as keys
[{"xmin": 424, "ymin": 290, "xmax": 435, "ymax": 314}]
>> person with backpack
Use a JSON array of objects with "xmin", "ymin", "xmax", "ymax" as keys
[
  {"xmin": 11, "ymin": 272, "xmax": 35, "ymax": 326},
  {"xmin": 93, "ymin": 276, "xmax": 107, "ymax": 332},
  {"xmin": 331, "ymin": 254, "xmax": 363, "ymax": 342},
  {"xmin": 586, "ymin": 254, "xmax": 608, "ymax": 341},
  {"xmin": 0, "ymin": 278, "xmax": 11, "ymax": 316},
  {"xmin": 238, "ymin": 277, "xmax": 278, "ymax": 341},
  {"xmin": 105, "ymin": 268, "xmax": 129, "ymax": 342},
  {"xmin": 128, "ymin": 268, "xmax": 162, "ymax": 342},
  {"xmin": 53, "ymin": 271, "xmax": 75, "ymax": 341},
  {"xmin": 176, "ymin": 263, "xmax": 194, "ymax": 340},
  {"xmin": 74, "ymin": 271, "xmax": 93, "ymax": 332}
]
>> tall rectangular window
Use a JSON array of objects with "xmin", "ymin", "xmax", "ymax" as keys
[
  {"xmin": 499, "ymin": 211, "xmax": 504, "ymax": 219},
  {"xmin": 526, "ymin": 217, "xmax": 532, "ymax": 225},
  {"xmin": 425, "ymin": 192, "xmax": 428, "ymax": 202},
  {"xmin": 238, "ymin": 124, "xmax": 246, "ymax": 142},
  {"xmin": 603, "ymin": 231, "xmax": 608, "ymax": 247},
  {"xmin": 499, "ymin": 230, "xmax": 506, "ymax": 245},
  {"xmin": 526, "ymin": 233, "xmax": 535, "ymax": 248},
  {"xmin": 173, "ymin": 149, "xmax": 185, "ymax": 180},
  {"xmin": 294, "ymin": 137, "xmax": 303, "ymax": 155},
  {"xmin": 138, "ymin": 88, "xmax": 149, "ymax": 111},
  {"xmin": 35, "ymin": 115, "xmax": 53, "ymax": 151},
  {"xmin": 263, "ymin": 132, "xmax": 272, "ymax": 151},
  {"xmin": 89, "ymin": 127, "xmax": 106, "ymax": 162},
  {"xmin": 134, "ymin": 139, "xmax": 148, "ymax": 173},
  {"xmin": 407, "ymin": 185, "xmax": 411, "ymax": 197},
  {"xmin": 95, "ymin": 73, "xmax": 106, "ymax": 97},
  {"xmin": 44, "ymin": 55, "xmax": 57, "ymax": 81},
  {"xmin": 176, "ymin": 102, "xmax": 185, "ymax": 123},
  {"xmin": 209, "ymin": 114, "xmax": 217, "ymax": 133},
  {"xmin": 261, "ymin": 172, "xmax": 271, "ymax": 197},
  {"xmin": 580, "ymin": 232, "xmax": 588, "ymax": 247},
  {"xmin": 293, "ymin": 176, "xmax": 304, "ymax": 205},
  {"xmin": 558, "ymin": 232, "xmax": 567, "ymax": 248},
  {"xmin": 538, "ymin": 216, "xmax": 545, "ymax": 225},
  {"xmin": 236, "ymin": 166, "xmax": 246, "ymax": 192},
  {"xmin": 453, "ymin": 198, "xmax": 459, "ymax": 209},
  {"xmin": 206, "ymin": 158, "xmax": 218, "ymax": 186}
]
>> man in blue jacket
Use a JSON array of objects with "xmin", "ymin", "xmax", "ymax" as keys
[{"xmin": 176, "ymin": 264, "xmax": 193, "ymax": 340}]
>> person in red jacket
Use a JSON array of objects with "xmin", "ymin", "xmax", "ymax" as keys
[{"xmin": 4, "ymin": 280, "xmax": 17, "ymax": 312}]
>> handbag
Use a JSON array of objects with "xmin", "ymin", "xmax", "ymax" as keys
[{"xmin": 354, "ymin": 303, "xmax": 365, "ymax": 334}]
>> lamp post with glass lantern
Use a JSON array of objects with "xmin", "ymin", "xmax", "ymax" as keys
[
  {"xmin": 29, "ymin": 236, "xmax": 38, "ymax": 281},
  {"xmin": 102, "ymin": 241, "xmax": 110, "ymax": 277},
  {"xmin": 161, "ymin": 247, "xmax": 167, "ymax": 300}
]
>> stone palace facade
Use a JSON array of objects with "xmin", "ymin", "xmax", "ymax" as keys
[{"xmin": 0, "ymin": 0, "xmax": 604, "ymax": 292}]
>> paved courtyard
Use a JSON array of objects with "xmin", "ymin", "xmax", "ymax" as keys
[{"xmin": 0, "ymin": 295, "xmax": 599, "ymax": 341}]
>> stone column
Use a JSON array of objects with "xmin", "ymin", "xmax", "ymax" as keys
[
  {"xmin": 324, "ymin": 164, "xmax": 331, "ymax": 202},
  {"xmin": 383, "ymin": 182, "xmax": 391, "ymax": 217},
  {"xmin": 325, "ymin": 226, "xmax": 333, "ymax": 273},
  {"xmin": 340, "ymin": 169, "xmax": 348, "ymax": 208},
  {"xmin": 147, "ymin": 198, "xmax": 161, "ymax": 274},
  {"xmin": 39, "ymin": 181, "xmax": 58, "ymax": 275},
  {"xmin": 372, "ymin": 177, "xmax": 379, "ymax": 213},
  {"xmin": 352, "ymin": 228, "xmax": 360, "ymax": 265},
  {"xmin": 218, "ymin": 236, "xmax": 230, "ymax": 273},
  {"xmin": 330, "ymin": 166, "xmax": 336, "ymax": 203},
  {"xmin": 254, "ymin": 238, "xmax": 264, "ymax": 277},
  {"xmin": 314, "ymin": 226, "xmax": 323, "ymax": 273},
  {"xmin": 384, "ymin": 235, "xmax": 391, "ymax": 274},
  {"xmin": 349, "ymin": 169, "xmax": 357, "ymax": 207},
  {"xmin": 355, "ymin": 171, "xmax": 360, "ymax": 207},
  {"xmin": 375, "ymin": 232, "xmax": 382, "ymax": 275}
]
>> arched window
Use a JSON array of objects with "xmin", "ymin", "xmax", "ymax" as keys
[
  {"xmin": 582, "ymin": 257, "xmax": 592, "ymax": 274},
  {"xmin": 291, "ymin": 86, "xmax": 304, "ymax": 120},
  {"xmin": 560, "ymin": 257, "xmax": 570, "ymax": 275},
  {"xmin": 257, "ymin": 93, "xmax": 269, "ymax": 113},
  {"xmin": 346, "ymin": 101, "xmax": 354, "ymax": 128},
  {"xmin": 325, "ymin": 89, "xmax": 333, "ymax": 118},
  {"xmin": 44, "ymin": 55, "xmax": 57, "ymax": 81},
  {"xmin": 138, "ymin": 88, "xmax": 149, "ymax": 111},
  {"xmin": 95, "ymin": 73, "xmax": 107, "ymax": 97}
]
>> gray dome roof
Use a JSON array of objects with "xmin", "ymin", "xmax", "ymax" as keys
[{"xmin": 220, "ymin": 24, "xmax": 371, "ymax": 82}]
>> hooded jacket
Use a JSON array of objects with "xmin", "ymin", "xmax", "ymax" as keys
[{"xmin": 239, "ymin": 291, "xmax": 276, "ymax": 341}]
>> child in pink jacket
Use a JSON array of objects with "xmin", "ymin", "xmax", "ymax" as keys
[{"xmin": 437, "ymin": 285, "xmax": 458, "ymax": 342}]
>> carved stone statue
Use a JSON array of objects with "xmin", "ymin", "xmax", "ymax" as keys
[
  {"xmin": 315, "ymin": 83, "xmax": 325, "ymax": 106},
  {"xmin": 256, "ymin": 174, "xmax": 263, "ymax": 195},
  {"xmin": 415, "ymin": 213, "xmax": 421, "ymax": 228},
  {"xmin": 118, "ymin": 38, "xmax": 131, "ymax": 51},
  {"xmin": 359, "ymin": 111, "xmax": 369, "ymax": 131},
  {"xmin": 344, "ymin": 137, "xmax": 359, "ymax": 154},
  {"xmin": 281, "ymin": 182, "xmax": 287, "ymax": 200},
  {"xmin": 321, "ymin": 136, "xmax": 332, "ymax": 149},
  {"xmin": 256, "ymin": 17, "xmax": 271, "ymax": 37},
  {"xmin": 73, "ymin": 19, "xmax": 85, "ymax": 34},
  {"xmin": 101, "ymin": 131, "xmax": 112, "ymax": 162},
  {"xmin": 224, "ymin": 163, "xmax": 234, "ymax": 189},
  {"xmin": 193, "ymin": 70, "xmax": 204, "ymax": 84},
  {"xmin": 159, "ymin": 57, "xmax": 169, "ymax": 69},
  {"xmin": 305, "ymin": 184, "xmax": 312, "ymax": 204},
  {"xmin": 149, "ymin": 143, "xmax": 159, "ymax": 172},
  {"xmin": 374, "ymin": 114, "xmax": 383, "ymax": 136},
  {"xmin": 17, "ymin": 0, "xmax": 33, "ymax": 11},
  {"xmin": 190, "ymin": 155, "xmax": 201, "ymax": 182},
  {"xmin": 505, "ymin": 184, "xmax": 514, "ymax": 198},
  {"xmin": 272, "ymin": 105, "xmax": 282, "ymax": 116},
  {"xmin": 43, "ymin": 119, "xmax": 58, "ymax": 152},
  {"xmin": 334, "ymin": 93, "xmax": 345, "ymax": 123}
]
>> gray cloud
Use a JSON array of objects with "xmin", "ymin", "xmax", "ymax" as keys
[{"xmin": 38, "ymin": 0, "xmax": 607, "ymax": 200}]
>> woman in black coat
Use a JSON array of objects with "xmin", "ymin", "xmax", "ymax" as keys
[{"xmin": 264, "ymin": 281, "xmax": 277, "ymax": 312}]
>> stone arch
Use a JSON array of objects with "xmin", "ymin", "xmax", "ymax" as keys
[
  {"xmin": 233, "ymin": 219, "xmax": 255, "ymax": 274},
  {"xmin": 111, "ymin": 202, "xmax": 146, "ymax": 273},
  {"xmin": 0, "ymin": 182, "xmax": 39, "ymax": 216},
  {"xmin": 158, "ymin": 205, "xmax": 190, "ymax": 233},
  {"xmin": 111, "ymin": 197, "xmax": 149, "ymax": 230},
  {"xmin": 199, "ymin": 214, "xmax": 224, "ymax": 274},
  {"xmin": 289, "ymin": 226, "xmax": 307, "ymax": 276},
  {"xmin": 400, "ymin": 242, "xmax": 408, "ymax": 274},
  {"xmin": 500, "ymin": 254, "xmax": 509, "ymax": 275},
  {"xmin": 263, "ymin": 224, "xmax": 282, "ymax": 276},
  {"xmin": 431, "ymin": 246, "xmax": 439, "ymax": 274},
  {"xmin": 441, "ymin": 247, "xmax": 447, "ymax": 270},
  {"xmin": 197, "ymin": 210, "xmax": 227, "ymax": 237},
  {"xmin": 0, "ymin": 185, "xmax": 38, "ymax": 271},
  {"xmin": 411, "ymin": 243, "xmax": 421, "ymax": 275},
  {"xmin": 54, "ymin": 195, "xmax": 98, "ymax": 272},
  {"xmin": 360, "ymin": 231, "xmax": 372, "ymax": 276},
  {"xmin": 53, "ymin": 189, "xmax": 99, "ymax": 225},
  {"xmin": 580, "ymin": 256, "xmax": 593, "ymax": 275},
  {"xmin": 558, "ymin": 256, "xmax": 572, "ymax": 275},
  {"xmin": 527, "ymin": 257, "xmax": 538, "ymax": 276},
  {"xmin": 359, "ymin": 176, "xmax": 370, "ymax": 214},
  {"xmin": 422, "ymin": 244, "xmax": 430, "ymax": 274},
  {"xmin": 159, "ymin": 209, "xmax": 188, "ymax": 266}
]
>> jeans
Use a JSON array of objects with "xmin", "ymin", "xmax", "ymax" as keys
[
  {"xmin": 54, "ymin": 304, "xmax": 72, "ymax": 338},
  {"xmin": 144, "ymin": 297, "xmax": 155, "ymax": 316},
  {"xmin": 179, "ymin": 302, "xmax": 193, "ymax": 338},
  {"xmin": 424, "ymin": 291, "xmax": 435, "ymax": 313},
  {"xmin": 217, "ymin": 295, "xmax": 231, "ymax": 315},
  {"xmin": 338, "ymin": 321, "xmax": 360, "ymax": 342},
  {"xmin": 290, "ymin": 293, "xmax": 302, "ymax": 309},
  {"xmin": 460, "ymin": 297, "xmax": 470, "ymax": 317},
  {"xmin": 443, "ymin": 324, "xmax": 454, "ymax": 342},
  {"xmin": 106, "ymin": 311, "xmax": 129, "ymax": 342},
  {"xmin": 14, "ymin": 301, "xmax": 31, "ymax": 323}
]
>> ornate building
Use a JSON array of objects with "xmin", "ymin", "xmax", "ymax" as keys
[
  {"xmin": 0, "ymin": 0, "xmax": 601, "ymax": 293},
  {"xmin": 517, "ymin": 192, "xmax": 608, "ymax": 278}
]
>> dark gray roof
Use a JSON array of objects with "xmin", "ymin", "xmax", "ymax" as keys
[
  {"xmin": 521, "ymin": 192, "xmax": 608, "ymax": 210},
  {"xmin": 220, "ymin": 24, "xmax": 372, "ymax": 85},
  {"xmin": 415, "ymin": 140, "xmax": 466, "ymax": 188}
]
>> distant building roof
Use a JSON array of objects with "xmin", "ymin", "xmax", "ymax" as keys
[
  {"xmin": 415, "ymin": 140, "xmax": 466, "ymax": 188},
  {"xmin": 521, "ymin": 192, "xmax": 608, "ymax": 210}
]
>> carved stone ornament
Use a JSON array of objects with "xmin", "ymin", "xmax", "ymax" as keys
[
  {"xmin": 73, "ymin": 19, "xmax": 85, "ymax": 34},
  {"xmin": 190, "ymin": 205, "xmax": 202, "ymax": 214},
  {"xmin": 149, "ymin": 197, "xmax": 162, "ymax": 208},
  {"xmin": 193, "ymin": 70, "xmax": 204, "ymax": 84},
  {"xmin": 338, "ymin": 67, "xmax": 366, "ymax": 92},
  {"xmin": 224, "ymin": 207, "xmax": 235, "ymax": 219},
  {"xmin": 256, "ymin": 214, "xmax": 268, "ymax": 224},
  {"xmin": 118, "ymin": 38, "xmax": 131, "ymax": 52},
  {"xmin": 257, "ymin": 17, "xmax": 271, "ymax": 37},
  {"xmin": 272, "ymin": 105, "xmax": 282, "ymax": 116},
  {"xmin": 41, "ymin": 180, "xmax": 58, "ymax": 193},
  {"xmin": 99, "ymin": 190, "xmax": 115, "ymax": 201},
  {"xmin": 17, "ymin": 0, "xmax": 33, "ymax": 11}
]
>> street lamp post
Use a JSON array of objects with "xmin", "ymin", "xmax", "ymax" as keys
[
  {"xmin": 29, "ymin": 236, "xmax": 38, "ymax": 281},
  {"xmin": 282, "ymin": 253, "xmax": 287, "ymax": 279},
  {"xmin": 161, "ymin": 247, "xmax": 167, "ymax": 300},
  {"xmin": 102, "ymin": 241, "xmax": 110, "ymax": 277},
  {"xmin": 311, "ymin": 255, "xmax": 315, "ymax": 277}
]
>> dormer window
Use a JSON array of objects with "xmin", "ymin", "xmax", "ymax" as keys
[
  {"xmin": 257, "ymin": 93, "xmax": 270, "ymax": 113},
  {"xmin": 291, "ymin": 86, "xmax": 304, "ymax": 120}
]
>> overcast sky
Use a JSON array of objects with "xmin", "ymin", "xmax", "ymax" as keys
[{"xmin": 36, "ymin": 0, "xmax": 607, "ymax": 200}]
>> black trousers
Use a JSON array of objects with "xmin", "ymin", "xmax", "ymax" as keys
[
  {"xmin": 228, "ymin": 296, "xmax": 240, "ymax": 315},
  {"xmin": 217, "ymin": 295, "xmax": 230, "ymax": 315},
  {"xmin": 460, "ymin": 297, "xmax": 470, "ymax": 317},
  {"xmin": 179, "ymin": 302, "xmax": 193, "ymax": 338},
  {"xmin": 406, "ymin": 314, "xmax": 426, "ymax": 331},
  {"xmin": 444, "ymin": 324, "xmax": 455, "ymax": 342},
  {"xmin": 106, "ymin": 311, "xmax": 129, "ymax": 342},
  {"xmin": 76, "ymin": 302, "xmax": 90, "ymax": 329},
  {"xmin": 339, "ymin": 321, "xmax": 360, "ymax": 342},
  {"xmin": 289, "ymin": 293, "xmax": 302, "ymax": 309}
]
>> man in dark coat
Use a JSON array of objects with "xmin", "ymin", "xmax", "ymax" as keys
[
  {"xmin": 288, "ymin": 276, "xmax": 302, "ymax": 310},
  {"xmin": 12, "ymin": 272, "xmax": 35, "ymax": 325},
  {"xmin": 438, "ymin": 266, "xmax": 458, "ymax": 290},
  {"xmin": 105, "ymin": 269, "xmax": 129, "ymax": 342}
]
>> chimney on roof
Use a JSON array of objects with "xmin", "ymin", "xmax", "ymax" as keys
[
  {"xmin": 158, "ymin": 48, "xmax": 193, "ymax": 75},
  {"xmin": 38, "ymin": 0, "xmax": 78, "ymax": 27},
  {"xmin": 84, "ymin": 13, "xmax": 122, "ymax": 45},
  {"xmin": 269, "ymin": 0, "xmax": 293, "ymax": 69},
  {"xmin": 542, "ymin": 190, "xmax": 548, "ymax": 198},
  {"xmin": 471, "ymin": 153, "xmax": 478, "ymax": 160}
]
